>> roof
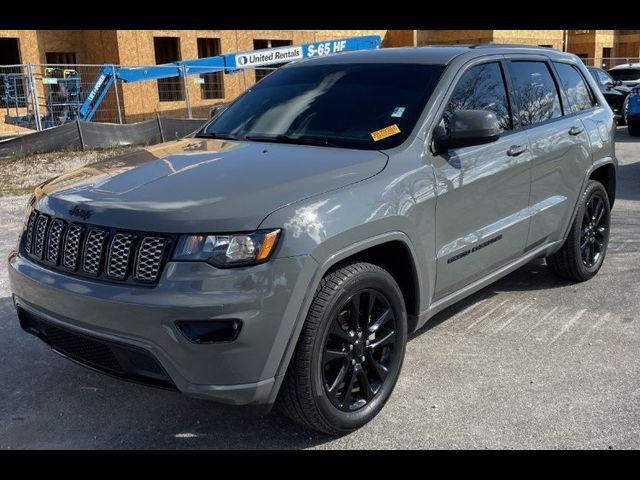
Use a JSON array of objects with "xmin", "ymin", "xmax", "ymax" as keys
[
  {"xmin": 609, "ymin": 63, "xmax": 640, "ymax": 70},
  {"xmin": 292, "ymin": 46, "xmax": 471, "ymax": 66},
  {"xmin": 289, "ymin": 44, "xmax": 574, "ymax": 68}
]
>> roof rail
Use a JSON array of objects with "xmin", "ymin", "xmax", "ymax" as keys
[
  {"xmin": 469, "ymin": 42, "xmax": 553, "ymax": 49},
  {"xmin": 419, "ymin": 44, "xmax": 473, "ymax": 48}
]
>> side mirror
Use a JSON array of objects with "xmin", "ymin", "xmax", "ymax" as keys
[
  {"xmin": 615, "ymin": 80, "xmax": 623, "ymax": 87},
  {"xmin": 433, "ymin": 110, "xmax": 501, "ymax": 154}
]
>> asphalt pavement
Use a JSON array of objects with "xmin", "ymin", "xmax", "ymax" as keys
[{"xmin": 0, "ymin": 128, "xmax": 638, "ymax": 449}]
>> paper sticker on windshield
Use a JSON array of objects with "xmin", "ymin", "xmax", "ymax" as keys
[
  {"xmin": 371, "ymin": 124, "xmax": 401, "ymax": 142},
  {"xmin": 391, "ymin": 107, "xmax": 406, "ymax": 118}
]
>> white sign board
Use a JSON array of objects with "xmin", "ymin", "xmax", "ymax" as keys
[{"xmin": 235, "ymin": 46, "xmax": 303, "ymax": 69}]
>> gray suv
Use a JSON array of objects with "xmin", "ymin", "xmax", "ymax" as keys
[{"xmin": 8, "ymin": 45, "xmax": 617, "ymax": 435}]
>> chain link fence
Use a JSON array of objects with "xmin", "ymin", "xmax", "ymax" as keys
[
  {"xmin": 579, "ymin": 57, "xmax": 640, "ymax": 68},
  {"xmin": 0, "ymin": 63, "xmax": 281, "ymax": 138},
  {"xmin": 1, "ymin": 63, "xmax": 123, "ymax": 136}
]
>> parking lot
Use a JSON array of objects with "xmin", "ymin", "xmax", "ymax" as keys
[{"xmin": 0, "ymin": 128, "xmax": 638, "ymax": 449}]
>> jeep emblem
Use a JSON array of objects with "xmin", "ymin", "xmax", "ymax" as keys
[{"xmin": 68, "ymin": 206, "xmax": 92, "ymax": 221}]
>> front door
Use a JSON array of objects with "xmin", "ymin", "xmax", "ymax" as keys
[{"xmin": 431, "ymin": 60, "xmax": 532, "ymax": 300}]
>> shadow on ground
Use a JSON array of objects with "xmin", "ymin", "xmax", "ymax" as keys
[
  {"xmin": 0, "ymin": 256, "xmax": 565, "ymax": 449},
  {"xmin": 616, "ymin": 160, "xmax": 640, "ymax": 201},
  {"xmin": 0, "ymin": 295, "xmax": 333, "ymax": 449},
  {"xmin": 411, "ymin": 258, "xmax": 568, "ymax": 337},
  {"xmin": 613, "ymin": 127, "xmax": 640, "ymax": 144}
]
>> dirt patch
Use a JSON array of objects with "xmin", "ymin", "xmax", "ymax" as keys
[
  {"xmin": 0, "ymin": 147, "xmax": 136, "ymax": 197},
  {"xmin": 0, "ymin": 194, "xmax": 28, "ymax": 295}
]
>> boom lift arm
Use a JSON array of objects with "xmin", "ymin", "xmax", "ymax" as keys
[{"xmin": 78, "ymin": 35, "xmax": 381, "ymax": 121}]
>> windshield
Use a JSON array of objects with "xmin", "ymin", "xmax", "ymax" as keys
[
  {"xmin": 608, "ymin": 68, "xmax": 640, "ymax": 82},
  {"xmin": 200, "ymin": 62, "xmax": 445, "ymax": 150},
  {"xmin": 589, "ymin": 68, "xmax": 613, "ymax": 85}
]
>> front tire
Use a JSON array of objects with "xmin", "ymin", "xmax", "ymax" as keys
[
  {"xmin": 277, "ymin": 261, "xmax": 407, "ymax": 435},
  {"xmin": 546, "ymin": 180, "xmax": 611, "ymax": 281},
  {"xmin": 629, "ymin": 120, "xmax": 640, "ymax": 137}
]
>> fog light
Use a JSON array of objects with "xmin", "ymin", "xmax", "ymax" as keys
[{"xmin": 175, "ymin": 320, "xmax": 242, "ymax": 343}]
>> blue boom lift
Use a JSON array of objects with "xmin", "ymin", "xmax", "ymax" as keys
[
  {"xmin": 78, "ymin": 35, "xmax": 380, "ymax": 121},
  {"xmin": 1, "ymin": 35, "xmax": 381, "ymax": 130}
]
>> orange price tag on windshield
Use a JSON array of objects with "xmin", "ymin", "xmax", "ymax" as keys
[{"xmin": 370, "ymin": 124, "xmax": 401, "ymax": 142}]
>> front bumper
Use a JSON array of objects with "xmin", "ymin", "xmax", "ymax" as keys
[{"xmin": 8, "ymin": 251, "xmax": 310, "ymax": 405}]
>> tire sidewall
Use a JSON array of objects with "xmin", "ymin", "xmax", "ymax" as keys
[
  {"xmin": 310, "ymin": 268, "xmax": 407, "ymax": 433},
  {"xmin": 571, "ymin": 182, "xmax": 611, "ymax": 277}
]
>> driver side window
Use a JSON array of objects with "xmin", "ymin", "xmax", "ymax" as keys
[{"xmin": 442, "ymin": 62, "xmax": 512, "ymax": 133}]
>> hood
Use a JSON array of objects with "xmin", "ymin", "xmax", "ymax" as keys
[
  {"xmin": 613, "ymin": 85, "xmax": 632, "ymax": 94},
  {"xmin": 34, "ymin": 138, "xmax": 388, "ymax": 232}
]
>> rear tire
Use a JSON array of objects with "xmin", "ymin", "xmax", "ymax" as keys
[
  {"xmin": 546, "ymin": 180, "xmax": 610, "ymax": 281},
  {"xmin": 619, "ymin": 96, "xmax": 629, "ymax": 126},
  {"xmin": 629, "ymin": 120, "xmax": 640, "ymax": 137},
  {"xmin": 277, "ymin": 261, "xmax": 407, "ymax": 435}
]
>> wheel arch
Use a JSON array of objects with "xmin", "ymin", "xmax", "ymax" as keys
[
  {"xmin": 308, "ymin": 232, "xmax": 423, "ymax": 333},
  {"xmin": 267, "ymin": 232, "xmax": 424, "ymax": 405},
  {"xmin": 588, "ymin": 161, "xmax": 617, "ymax": 208}
]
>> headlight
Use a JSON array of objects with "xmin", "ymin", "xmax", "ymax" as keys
[{"xmin": 173, "ymin": 229, "xmax": 281, "ymax": 267}]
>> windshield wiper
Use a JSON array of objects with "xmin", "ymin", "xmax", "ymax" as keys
[
  {"xmin": 244, "ymin": 134, "xmax": 341, "ymax": 148},
  {"xmin": 195, "ymin": 131, "xmax": 241, "ymax": 141}
]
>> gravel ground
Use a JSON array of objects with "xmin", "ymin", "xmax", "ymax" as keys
[
  {"xmin": 0, "ymin": 147, "xmax": 133, "ymax": 196},
  {"xmin": 0, "ymin": 128, "xmax": 638, "ymax": 449},
  {"xmin": 0, "ymin": 195, "xmax": 27, "ymax": 295}
]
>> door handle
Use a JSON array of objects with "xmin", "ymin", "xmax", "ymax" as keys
[
  {"xmin": 569, "ymin": 126, "xmax": 584, "ymax": 136},
  {"xmin": 507, "ymin": 145, "xmax": 527, "ymax": 157}
]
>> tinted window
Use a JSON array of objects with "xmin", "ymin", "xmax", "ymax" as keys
[
  {"xmin": 596, "ymin": 69, "xmax": 613, "ymax": 85},
  {"xmin": 443, "ymin": 62, "xmax": 511, "ymax": 131},
  {"xmin": 608, "ymin": 68, "xmax": 640, "ymax": 82},
  {"xmin": 554, "ymin": 63, "xmax": 595, "ymax": 113},
  {"xmin": 509, "ymin": 61, "xmax": 562, "ymax": 126},
  {"xmin": 202, "ymin": 63, "xmax": 445, "ymax": 150}
]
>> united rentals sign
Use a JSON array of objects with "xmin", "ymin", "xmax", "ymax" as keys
[{"xmin": 235, "ymin": 46, "xmax": 303, "ymax": 68}]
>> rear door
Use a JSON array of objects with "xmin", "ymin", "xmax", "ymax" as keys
[
  {"xmin": 431, "ymin": 59, "xmax": 533, "ymax": 300},
  {"xmin": 505, "ymin": 59, "xmax": 592, "ymax": 248}
]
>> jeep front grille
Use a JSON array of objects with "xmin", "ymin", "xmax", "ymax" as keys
[
  {"xmin": 33, "ymin": 215, "xmax": 50, "ymax": 259},
  {"xmin": 25, "ymin": 211, "xmax": 38, "ymax": 254},
  {"xmin": 47, "ymin": 219, "xmax": 65, "ymax": 263},
  {"xmin": 21, "ymin": 209, "xmax": 172, "ymax": 286},
  {"xmin": 82, "ymin": 228, "xmax": 108, "ymax": 275},
  {"xmin": 134, "ymin": 237, "xmax": 168, "ymax": 283},
  {"xmin": 107, "ymin": 232, "xmax": 135, "ymax": 280},
  {"xmin": 62, "ymin": 224, "xmax": 83, "ymax": 270}
]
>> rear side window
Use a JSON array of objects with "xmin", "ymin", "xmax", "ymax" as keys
[
  {"xmin": 553, "ymin": 63, "xmax": 595, "ymax": 113},
  {"xmin": 444, "ymin": 62, "xmax": 511, "ymax": 131},
  {"xmin": 609, "ymin": 68, "xmax": 640, "ymax": 82},
  {"xmin": 508, "ymin": 61, "xmax": 562, "ymax": 127}
]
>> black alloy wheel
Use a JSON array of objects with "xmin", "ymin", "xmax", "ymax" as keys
[
  {"xmin": 322, "ymin": 289, "xmax": 397, "ymax": 412},
  {"xmin": 580, "ymin": 194, "xmax": 608, "ymax": 268},
  {"xmin": 546, "ymin": 180, "xmax": 611, "ymax": 281},
  {"xmin": 278, "ymin": 261, "xmax": 407, "ymax": 435}
]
